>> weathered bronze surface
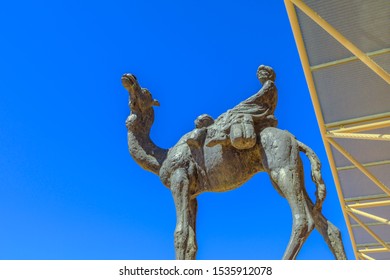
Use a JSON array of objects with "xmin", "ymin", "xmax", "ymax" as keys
[{"xmin": 121, "ymin": 66, "xmax": 347, "ymax": 260}]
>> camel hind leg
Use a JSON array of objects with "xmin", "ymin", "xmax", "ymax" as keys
[
  {"xmin": 300, "ymin": 192, "xmax": 347, "ymax": 259},
  {"xmin": 313, "ymin": 211, "xmax": 347, "ymax": 259},
  {"xmin": 298, "ymin": 140, "xmax": 347, "ymax": 259},
  {"xmin": 260, "ymin": 128, "xmax": 315, "ymax": 259}
]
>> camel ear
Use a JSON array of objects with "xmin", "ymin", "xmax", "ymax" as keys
[{"xmin": 152, "ymin": 99, "xmax": 160, "ymax": 107}]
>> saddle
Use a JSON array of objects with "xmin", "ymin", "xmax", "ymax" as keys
[
  {"xmin": 205, "ymin": 113, "xmax": 277, "ymax": 150},
  {"xmin": 188, "ymin": 78, "xmax": 278, "ymax": 150}
]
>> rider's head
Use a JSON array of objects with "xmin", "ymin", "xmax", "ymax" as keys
[{"xmin": 257, "ymin": 65, "xmax": 276, "ymax": 84}]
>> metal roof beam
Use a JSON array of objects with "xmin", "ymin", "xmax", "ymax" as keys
[
  {"xmin": 289, "ymin": 0, "xmax": 390, "ymax": 84},
  {"xmin": 346, "ymin": 207, "xmax": 390, "ymax": 226},
  {"xmin": 327, "ymin": 132, "xmax": 390, "ymax": 141},
  {"xmin": 348, "ymin": 200, "xmax": 390, "ymax": 209},
  {"xmin": 326, "ymin": 113, "xmax": 390, "ymax": 130},
  {"xmin": 359, "ymin": 253, "xmax": 375, "ymax": 260},
  {"xmin": 345, "ymin": 194, "xmax": 389, "ymax": 203},
  {"xmin": 328, "ymin": 120, "xmax": 390, "ymax": 134},
  {"xmin": 311, "ymin": 48, "xmax": 390, "ymax": 72},
  {"xmin": 328, "ymin": 138, "xmax": 390, "ymax": 196},
  {"xmin": 359, "ymin": 247, "xmax": 390, "ymax": 253},
  {"xmin": 351, "ymin": 222, "xmax": 385, "ymax": 228},
  {"xmin": 357, "ymin": 242, "xmax": 390, "ymax": 249},
  {"xmin": 338, "ymin": 160, "xmax": 390, "ymax": 172},
  {"xmin": 347, "ymin": 211, "xmax": 390, "ymax": 249}
]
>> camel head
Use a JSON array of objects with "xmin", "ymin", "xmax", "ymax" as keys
[
  {"xmin": 122, "ymin": 73, "xmax": 160, "ymax": 130},
  {"xmin": 121, "ymin": 73, "xmax": 160, "ymax": 113}
]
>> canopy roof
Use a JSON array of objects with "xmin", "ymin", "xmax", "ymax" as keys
[{"xmin": 285, "ymin": 0, "xmax": 390, "ymax": 260}]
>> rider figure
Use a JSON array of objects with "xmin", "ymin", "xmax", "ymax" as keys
[{"xmin": 187, "ymin": 65, "xmax": 277, "ymax": 150}]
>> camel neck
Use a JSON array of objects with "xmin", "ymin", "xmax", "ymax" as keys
[{"xmin": 126, "ymin": 109, "xmax": 168, "ymax": 175}]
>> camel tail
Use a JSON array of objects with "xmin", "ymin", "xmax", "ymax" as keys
[{"xmin": 297, "ymin": 140, "xmax": 326, "ymax": 211}]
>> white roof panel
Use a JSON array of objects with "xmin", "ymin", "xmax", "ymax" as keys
[{"xmin": 286, "ymin": 0, "xmax": 390, "ymax": 260}]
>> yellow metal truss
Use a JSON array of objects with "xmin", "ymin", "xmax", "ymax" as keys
[{"xmin": 285, "ymin": 0, "xmax": 390, "ymax": 259}]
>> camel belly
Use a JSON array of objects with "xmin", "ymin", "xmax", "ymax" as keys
[{"xmin": 197, "ymin": 144, "xmax": 263, "ymax": 194}]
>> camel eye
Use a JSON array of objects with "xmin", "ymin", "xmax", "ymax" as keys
[{"xmin": 132, "ymin": 75, "xmax": 138, "ymax": 81}]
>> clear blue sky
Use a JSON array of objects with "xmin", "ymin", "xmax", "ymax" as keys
[{"xmin": 0, "ymin": 0, "xmax": 354, "ymax": 259}]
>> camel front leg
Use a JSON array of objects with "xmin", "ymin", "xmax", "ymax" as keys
[{"xmin": 171, "ymin": 168, "xmax": 198, "ymax": 260}]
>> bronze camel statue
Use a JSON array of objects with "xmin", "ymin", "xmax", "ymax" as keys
[{"xmin": 121, "ymin": 65, "xmax": 347, "ymax": 260}]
